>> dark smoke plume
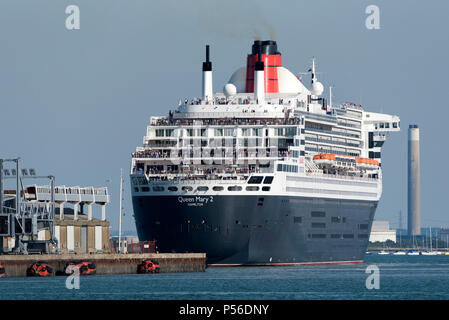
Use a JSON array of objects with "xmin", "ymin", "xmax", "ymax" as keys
[{"xmin": 194, "ymin": 0, "xmax": 276, "ymax": 41}]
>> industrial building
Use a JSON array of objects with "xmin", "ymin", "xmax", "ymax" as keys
[
  {"xmin": 1, "ymin": 184, "xmax": 111, "ymax": 254},
  {"xmin": 369, "ymin": 220, "xmax": 396, "ymax": 243}
]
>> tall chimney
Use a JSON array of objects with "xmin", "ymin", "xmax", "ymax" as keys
[
  {"xmin": 202, "ymin": 45, "xmax": 213, "ymax": 102},
  {"xmin": 408, "ymin": 124, "xmax": 420, "ymax": 236},
  {"xmin": 254, "ymin": 46, "xmax": 265, "ymax": 104}
]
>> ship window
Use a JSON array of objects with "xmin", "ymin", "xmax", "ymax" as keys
[
  {"xmin": 358, "ymin": 234, "xmax": 369, "ymax": 239},
  {"xmin": 359, "ymin": 224, "xmax": 369, "ymax": 230},
  {"xmin": 262, "ymin": 186, "xmax": 270, "ymax": 191},
  {"xmin": 311, "ymin": 211, "xmax": 326, "ymax": 218},
  {"xmin": 331, "ymin": 234, "xmax": 341, "ymax": 239},
  {"xmin": 393, "ymin": 122, "xmax": 398, "ymax": 128},
  {"xmin": 331, "ymin": 216, "xmax": 341, "ymax": 223},
  {"xmin": 311, "ymin": 234, "xmax": 326, "ymax": 239},
  {"xmin": 311, "ymin": 222, "xmax": 326, "ymax": 228},
  {"xmin": 212, "ymin": 186, "xmax": 224, "ymax": 191},
  {"xmin": 141, "ymin": 187, "xmax": 150, "ymax": 192},
  {"xmin": 168, "ymin": 186, "xmax": 178, "ymax": 192},
  {"xmin": 197, "ymin": 186, "xmax": 209, "ymax": 191},
  {"xmin": 134, "ymin": 187, "xmax": 139, "ymax": 192},
  {"xmin": 263, "ymin": 176, "xmax": 274, "ymax": 184},
  {"xmin": 248, "ymin": 176, "xmax": 263, "ymax": 184},
  {"xmin": 385, "ymin": 123, "xmax": 390, "ymax": 128},
  {"xmin": 152, "ymin": 186, "xmax": 164, "ymax": 192},
  {"xmin": 343, "ymin": 234, "xmax": 354, "ymax": 239},
  {"xmin": 246, "ymin": 186, "xmax": 259, "ymax": 191},
  {"xmin": 228, "ymin": 186, "xmax": 242, "ymax": 191},
  {"xmin": 293, "ymin": 216, "xmax": 302, "ymax": 224},
  {"xmin": 182, "ymin": 186, "xmax": 193, "ymax": 192}
]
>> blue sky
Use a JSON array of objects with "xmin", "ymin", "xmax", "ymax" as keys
[{"xmin": 0, "ymin": 0, "xmax": 448, "ymax": 233}]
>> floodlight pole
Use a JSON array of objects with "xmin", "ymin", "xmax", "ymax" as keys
[
  {"xmin": 118, "ymin": 168, "xmax": 123, "ymax": 254},
  {"xmin": 16, "ymin": 159, "xmax": 24, "ymax": 235}
]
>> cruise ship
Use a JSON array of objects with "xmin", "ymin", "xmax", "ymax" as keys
[{"xmin": 130, "ymin": 40, "xmax": 400, "ymax": 266}]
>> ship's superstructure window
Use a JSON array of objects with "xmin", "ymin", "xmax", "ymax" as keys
[
  {"xmin": 262, "ymin": 186, "xmax": 270, "ymax": 191},
  {"xmin": 197, "ymin": 186, "xmax": 209, "ymax": 191},
  {"xmin": 311, "ymin": 211, "xmax": 326, "ymax": 218},
  {"xmin": 246, "ymin": 186, "xmax": 259, "ymax": 191},
  {"xmin": 213, "ymin": 186, "xmax": 224, "ymax": 191},
  {"xmin": 141, "ymin": 187, "xmax": 150, "ymax": 192},
  {"xmin": 293, "ymin": 216, "xmax": 302, "ymax": 224},
  {"xmin": 311, "ymin": 222, "xmax": 326, "ymax": 228},
  {"xmin": 309, "ymin": 234, "xmax": 326, "ymax": 239},
  {"xmin": 331, "ymin": 216, "xmax": 342, "ymax": 223},
  {"xmin": 263, "ymin": 176, "xmax": 274, "ymax": 184},
  {"xmin": 228, "ymin": 186, "xmax": 242, "ymax": 191},
  {"xmin": 277, "ymin": 164, "xmax": 298, "ymax": 172},
  {"xmin": 168, "ymin": 186, "xmax": 178, "ymax": 192},
  {"xmin": 153, "ymin": 186, "xmax": 164, "ymax": 192},
  {"xmin": 343, "ymin": 234, "xmax": 354, "ymax": 239},
  {"xmin": 248, "ymin": 176, "xmax": 263, "ymax": 184}
]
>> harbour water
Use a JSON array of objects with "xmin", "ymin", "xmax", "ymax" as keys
[{"xmin": 1, "ymin": 255, "xmax": 449, "ymax": 300}]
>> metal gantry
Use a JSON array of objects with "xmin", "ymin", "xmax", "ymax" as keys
[{"xmin": 0, "ymin": 157, "xmax": 57, "ymax": 254}]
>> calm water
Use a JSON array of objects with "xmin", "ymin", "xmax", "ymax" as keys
[{"xmin": 1, "ymin": 255, "xmax": 449, "ymax": 300}]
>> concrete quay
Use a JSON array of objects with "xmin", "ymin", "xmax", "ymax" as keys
[{"xmin": 0, "ymin": 253, "xmax": 206, "ymax": 277}]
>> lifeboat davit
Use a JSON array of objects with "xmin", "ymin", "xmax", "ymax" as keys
[
  {"xmin": 313, "ymin": 153, "xmax": 379, "ymax": 170},
  {"xmin": 355, "ymin": 157, "xmax": 379, "ymax": 169},
  {"xmin": 27, "ymin": 262, "xmax": 53, "ymax": 277},
  {"xmin": 137, "ymin": 260, "xmax": 160, "ymax": 274},
  {"xmin": 65, "ymin": 261, "xmax": 97, "ymax": 276}
]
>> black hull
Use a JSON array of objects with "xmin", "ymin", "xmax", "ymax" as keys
[{"xmin": 132, "ymin": 195, "xmax": 377, "ymax": 265}]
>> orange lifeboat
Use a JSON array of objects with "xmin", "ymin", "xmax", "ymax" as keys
[
  {"xmin": 27, "ymin": 262, "xmax": 53, "ymax": 277},
  {"xmin": 137, "ymin": 260, "xmax": 160, "ymax": 274},
  {"xmin": 313, "ymin": 153, "xmax": 356, "ymax": 168},
  {"xmin": 355, "ymin": 157, "xmax": 379, "ymax": 169}
]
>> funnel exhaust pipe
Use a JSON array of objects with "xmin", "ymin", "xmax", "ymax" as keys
[
  {"xmin": 254, "ymin": 46, "xmax": 265, "ymax": 104},
  {"xmin": 202, "ymin": 45, "xmax": 213, "ymax": 102}
]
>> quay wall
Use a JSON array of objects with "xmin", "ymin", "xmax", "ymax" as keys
[{"xmin": 0, "ymin": 253, "xmax": 206, "ymax": 277}]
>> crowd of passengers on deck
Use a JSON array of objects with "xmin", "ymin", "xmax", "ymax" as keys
[
  {"xmin": 132, "ymin": 150, "xmax": 291, "ymax": 159},
  {"xmin": 151, "ymin": 117, "xmax": 303, "ymax": 127}
]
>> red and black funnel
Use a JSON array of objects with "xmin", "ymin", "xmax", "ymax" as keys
[{"xmin": 245, "ymin": 40, "xmax": 282, "ymax": 93}]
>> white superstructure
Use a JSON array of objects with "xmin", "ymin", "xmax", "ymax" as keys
[{"xmin": 130, "ymin": 41, "xmax": 400, "ymax": 203}]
